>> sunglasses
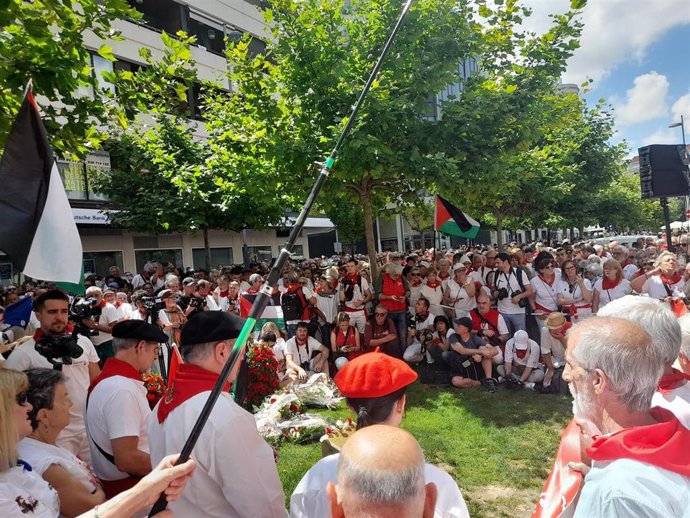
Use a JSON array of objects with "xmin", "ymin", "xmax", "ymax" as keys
[
  {"xmin": 410, "ymin": 273, "xmax": 421, "ymax": 277},
  {"xmin": 16, "ymin": 391, "xmax": 28, "ymax": 406},
  {"xmin": 375, "ymin": 312, "xmax": 387, "ymax": 316}
]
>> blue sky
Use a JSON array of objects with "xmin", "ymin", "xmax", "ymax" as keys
[{"xmin": 522, "ymin": 0, "xmax": 690, "ymax": 157}]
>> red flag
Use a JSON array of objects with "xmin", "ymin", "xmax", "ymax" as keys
[{"xmin": 166, "ymin": 345, "xmax": 184, "ymax": 390}]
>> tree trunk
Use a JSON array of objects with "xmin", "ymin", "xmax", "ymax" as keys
[
  {"xmin": 361, "ymin": 193, "xmax": 379, "ymax": 284},
  {"xmin": 419, "ymin": 230, "xmax": 426, "ymax": 253},
  {"xmin": 202, "ymin": 227, "xmax": 211, "ymax": 272},
  {"xmin": 495, "ymin": 211, "xmax": 504, "ymax": 249}
]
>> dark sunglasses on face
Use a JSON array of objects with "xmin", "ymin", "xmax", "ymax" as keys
[{"xmin": 375, "ymin": 312, "xmax": 387, "ymax": 316}]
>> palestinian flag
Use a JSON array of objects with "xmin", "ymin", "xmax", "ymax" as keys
[
  {"xmin": 434, "ymin": 195, "xmax": 480, "ymax": 239},
  {"xmin": 0, "ymin": 86, "xmax": 82, "ymax": 284}
]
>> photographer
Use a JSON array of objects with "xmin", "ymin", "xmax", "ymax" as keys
[
  {"xmin": 5, "ymin": 290, "xmax": 100, "ymax": 463},
  {"xmin": 285, "ymin": 322, "xmax": 330, "ymax": 382},
  {"xmin": 402, "ymin": 298, "xmax": 436, "ymax": 363},
  {"xmin": 82, "ymin": 287, "xmax": 123, "ymax": 362},
  {"xmin": 491, "ymin": 252, "xmax": 533, "ymax": 336}
]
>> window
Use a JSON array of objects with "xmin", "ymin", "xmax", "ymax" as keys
[
  {"xmin": 83, "ymin": 251, "xmax": 124, "ymax": 277},
  {"xmin": 246, "ymin": 246, "xmax": 273, "ymax": 263},
  {"xmin": 127, "ymin": 0, "xmax": 184, "ymax": 34},
  {"xmin": 134, "ymin": 249, "xmax": 184, "ymax": 273},
  {"xmin": 192, "ymin": 247, "xmax": 234, "ymax": 269}
]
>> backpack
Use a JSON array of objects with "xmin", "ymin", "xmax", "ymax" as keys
[{"xmin": 282, "ymin": 287, "xmax": 307, "ymax": 321}]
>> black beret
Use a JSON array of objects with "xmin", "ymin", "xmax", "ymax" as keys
[
  {"xmin": 112, "ymin": 320, "xmax": 168, "ymax": 343},
  {"xmin": 180, "ymin": 311, "xmax": 246, "ymax": 347}
]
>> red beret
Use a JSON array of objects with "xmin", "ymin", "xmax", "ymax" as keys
[{"xmin": 334, "ymin": 352, "xmax": 417, "ymax": 399}]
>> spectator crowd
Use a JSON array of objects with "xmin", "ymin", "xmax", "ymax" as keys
[{"xmin": 1, "ymin": 233, "xmax": 690, "ymax": 517}]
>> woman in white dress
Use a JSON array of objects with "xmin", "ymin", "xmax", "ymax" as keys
[
  {"xmin": 592, "ymin": 259, "xmax": 632, "ymax": 314},
  {"xmin": 18, "ymin": 368, "xmax": 105, "ymax": 516}
]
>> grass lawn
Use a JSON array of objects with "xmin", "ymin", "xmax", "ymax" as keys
[{"xmin": 277, "ymin": 381, "xmax": 573, "ymax": 518}]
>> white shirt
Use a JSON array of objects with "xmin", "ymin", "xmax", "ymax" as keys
[
  {"xmin": 0, "ymin": 464, "xmax": 59, "ymax": 518},
  {"xmin": 475, "ymin": 311, "xmax": 509, "ymax": 336},
  {"xmin": 314, "ymin": 289, "xmax": 339, "ymax": 324},
  {"xmin": 148, "ymin": 391, "xmax": 285, "ymax": 518},
  {"xmin": 539, "ymin": 328, "xmax": 566, "ymax": 366},
  {"xmin": 420, "ymin": 283, "xmax": 444, "ymax": 316},
  {"xmin": 131, "ymin": 273, "xmax": 150, "ymax": 290},
  {"xmin": 530, "ymin": 276, "xmax": 564, "ymax": 312},
  {"xmin": 445, "ymin": 279, "xmax": 476, "ymax": 317},
  {"xmin": 641, "ymin": 275, "xmax": 686, "ymax": 300},
  {"xmin": 574, "ymin": 458, "xmax": 690, "ymax": 518},
  {"xmin": 86, "ymin": 374, "xmax": 150, "ymax": 481},
  {"xmin": 593, "ymin": 278, "xmax": 632, "ymax": 310},
  {"xmin": 290, "ymin": 453, "xmax": 470, "ymax": 518},
  {"xmin": 504, "ymin": 338, "xmax": 541, "ymax": 369},
  {"xmin": 622, "ymin": 263, "xmax": 639, "ymax": 280},
  {"xmin": 18, "ymin": 437, "xmax": 99, "ymax": 494},
  {"xmin": 494, "ymin": 268, "xmax": 530, "ymax": 315},
  {"xmin": 343, "ymin": 276, "xmax": 370, "ymax": 312},
  {"xmin": 652, "ymin": 382, "xmax": 690, "ymax": 430},
  {"xmin": 285, "ymin": 336, "xmax": 325, "ymax": 370},
  {"xmin": 5, "ymin": 335, "xmax": 98, "ymax": 448},
  {"xmin": 90, "ymin": 302, "xmax": 120, "ymax": 346}
]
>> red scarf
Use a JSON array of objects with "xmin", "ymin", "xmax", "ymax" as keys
[
  {"xmin": 33, "ymin": 324, "xmax": 75, "ymax": 342},
  {"xmin": 601, "ymin": 277, "xmax": 621, "ymax": 290},
  {"xmin": 660, "ymin": 272, "xmax": 682, "ymax": 286},
  {"xmin": 587, "ymin": 408, "xmax": 690, "ymax": 477},
  {"xmin": 621, "ymin": 259, "xmax": 633, "ymax": 268},
  {"xmin": 88, "ymin": 358, "xmax": 141, "ymax": 395},
  {"xmin": 658, "ymin": 368, "xmax": 690, "ymax": 394},
  {"xmin": 157, "ymin": 363, "xmax": 230, "ymax": 423},
  {"xmin": 426, "ymin": 280, "xmax": 442, "ymax": 289},
  {"xmin": 344, "ymin": 273, "xmax": 360, "ymax": 284},
  {"xmin": 439, "ymin": 272, "xmax": 450, "ymax": 280},
  {"xmin": 539, "ymin": 275, "xmax": 555, "ymax": 287},
  {"xmin": 219, "ymin": 290, "xmax": 229, "ymax": 298}
]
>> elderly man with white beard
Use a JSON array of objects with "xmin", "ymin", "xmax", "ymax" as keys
[{"xmin": 563, "ymin": 317, "xmax": 690, "ymax": 518}]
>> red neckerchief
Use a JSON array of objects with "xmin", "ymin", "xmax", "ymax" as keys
[
  {"xmin": 33, "ymin": 323, "xmax": 75, "ymax": 342},
  {"xmin": 658, "ymin": 368, "xmax": 690, "ymax": 393},
  {"xmin": 601, "ymin": 277, "xmax": 621, "ymax": 290},
  {"xmin": 97, "ymin": 299, "xmax": 106, "ymax": 309},
  {"xmin": 344, "ymin": 273, "xmax": 359, "ymax": 284},
  {"xmin": 587, "ymin": 408, "xmax": 690, "ymax": 477},
  {"xmin": 660, "ymin": 272, "xmax": 682, "ymax": 285},
  {"xmin": 515, "ymin": 348, "xmax": 528, "ymax": 359},
  {"xmin": 88, "ymin": 358, "xmax": 141, "ymax": 395},
  {"xmin": 157, "ymin": 363, "xmax": 230, "ymax": 423},
  {"xmin": 219, "ymin": 290, "xmax": 229, "ymax": 298},
  {"xmin": 621, "ymin": 259, "xmax": 633, "ymax": 268},
  {"xmin": 426, "ymin": 280, "xmax": 442, "ymax": 289},
  {"xmin": 539, "ymin": 275, "xmax": 555, "ymax": 287},
  {"xmin": 439, "ymin": 272, "xmax": 450, "ymax": 280}
]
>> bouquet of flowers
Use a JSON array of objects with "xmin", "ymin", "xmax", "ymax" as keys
[
  {"xmin": 290, "ymin": 373, "xmax": 344, "ymax": 408},
  {"xmin": 142, "ymin": 372, "xmax": 165, "ymax": 409},
  {"xmin": 243, "ymin": 340, "xmax": 280, "ymax": 410}
]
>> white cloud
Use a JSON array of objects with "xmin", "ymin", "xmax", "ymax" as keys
[
  {"xmin": 519, "ymin": 0, "xmax": 690, "ymax": 85},
  {"xmin": 640, "ymin": 127, "xmax": 681, "ymax": 146},
  {"xmin": 672, "ymin": 91, "xmax": 690, "ymax": 122},
  {"xmin": 613, "ymin": 72, "xmax": 670, "ymax": 126}
]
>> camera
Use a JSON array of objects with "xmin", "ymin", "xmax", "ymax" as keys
[
  {"xmin": 35, "ymin": 333, "xmax": 83, "ymax": 370},
  {"xmin": 406, "ymin": 312, "xmax": 416, "ymax": 329},
  {"xmin": 70, "ymin": 297, "xmax": 102, "ymax": 321},
  {"xmin": 188, "ymin": 296, "xmax": 207, "ymax": 309},
  {"xmin": 495, "ymin": 287, "xmax": 509, "ymax": 300},
  {"xmin": 141, "ymin": 296, "xmax": 166, "ymax": 313}
]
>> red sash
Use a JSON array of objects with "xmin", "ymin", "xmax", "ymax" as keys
[{"xmin": 157, "ymin": 363, "xmax": 230, "ymax": 423}]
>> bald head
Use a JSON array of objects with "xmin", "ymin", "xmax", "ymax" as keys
[
  {"xmin": 567, "ymin": 316, "xmax": 662, "ymax": 414},
  {"xmin": 328, "ymin": 425, "xmax": 436, "ymax": 518}
]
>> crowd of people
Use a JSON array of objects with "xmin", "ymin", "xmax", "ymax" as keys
[{"xmin": 1, "ymin": 234, "xmax": 690, "ymax": 517}]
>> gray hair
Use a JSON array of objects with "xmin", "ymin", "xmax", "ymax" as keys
[
  {"xmin": 165, "ymin": 276, "xmax": 179, "ymax": 288},
  {"xmin": 144, "ymin": 261, "xmax": 156, "ymax": 273},
  {"xmin": 677, "ymin": 313, "xmax": 690, "ymax": 359},
  {"xmin": 25, "ymin": 368, "xmax": 66, "ymax": 431},
  {"xmin": 598, "ymin": 295, "xmax": 681, "ymax": 365},
  {"xmin": 570, "ymin": 318, "xmax": 663, "ymax": 413},
  {"xmin": 179, "ymin": 341, "xmax": 218, "ymax": 363},
  {"xmin": 85, "ymin": 286, "xmax": 102, "ymax": 298},
  {"xmin": 249, "ymin": 273, "xmax": 263, "ymax": 284},
  {"xmin": 386, "ymin": 263, "xmax": 403, "ymax": 276},
  {"xmin": 112, "ymin": 337, "xmax": 141, "ymax": 354},
  {"xmin": 654, "ymin": 251, "xmax": 676, "ymax": 269},
  {"xmin": 338, "ymin": 452, "xmax": 424, "ymax": 504}
]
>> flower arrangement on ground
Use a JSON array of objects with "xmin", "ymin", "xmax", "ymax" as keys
[{"xmin": 243, "ymin": 340, "xmax": 280, "ymax": 410}]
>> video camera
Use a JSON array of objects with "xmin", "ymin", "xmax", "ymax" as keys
[
  {"xmin": 188, "ymin": 296, "xmax": 207, "ymax": 310},
  {"xmin": 35, "ymin": 333, "xmax": 83, "ymax": 370},
  {"xmin": 140, "ymin": 296, "xmax": 166, "ymax": 314}
]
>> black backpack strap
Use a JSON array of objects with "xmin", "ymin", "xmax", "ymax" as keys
[
  {"xmin": 513, "ymin": 268, "xmax": 526, "ymax": 291},
  {"xmin": 85, "ymin": 393, "xmax": 117, "ymax": 466},
  {"xmin": 472, "ymin": 308, "xmax": 499, "ymax": 335}
]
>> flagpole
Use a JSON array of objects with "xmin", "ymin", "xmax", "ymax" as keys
[
  {"xmin": 22, "ymin": 79, "xmax": 33, "ymax": 100},
  {"xmin": 148, "ymin": 1, "xmax": 417, "ymax": 514}
]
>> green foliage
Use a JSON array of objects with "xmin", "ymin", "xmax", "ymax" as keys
[
  {"xmin": 323, "ymin": 196, "xmax": 365, "ymax": 245},
  {"xmin": 0, "ymin": 0, "xmax": 139, "ymax": 158}
]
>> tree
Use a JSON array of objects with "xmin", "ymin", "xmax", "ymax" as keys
[
  {"xmin": 0, "ymin": 0, "xmax": 138, "ymax": 158},
  {"xmin": 221, "ymin": 0, "xmax": 478, "ymax": 279},
  {"xmin": 94, "ymin": 33, "xmax": 291, "ymax": 269},
  {"xmin": 402, "ymin": 198, "xmax": 434, "ymax": 251},
  {"xmin": 435, "ymin": 0, "xmax": 590, "ymax": 248},
  {"xmin": 323, "ymin": 197, "xmax": 365, "ymax": 253}
]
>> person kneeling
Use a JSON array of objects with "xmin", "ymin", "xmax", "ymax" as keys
[
  {"xmin": 497, "ymin": 330, "xmax": 544, "ymax": 388},
  {"xmin": 285, "ymin": 322, "xmax": 330, "ymax": 382},
  {"xmin": 442, "ymin": 318, "xmax": 497, "ymax": 391}
]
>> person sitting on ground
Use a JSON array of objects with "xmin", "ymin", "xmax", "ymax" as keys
[
  {"xmin": 497, "ymin": 330, "xmax": 544, "ymax": 387},
  {"xmin": 470, "ymin": 293, "xmax": 508, "ymax": 366},
  {"xmin": 403, "ymin": 298, "xmax": 436, "ymax": 363},
  {"xmin": 327, "ymin": 425, "xmax": 437, "ymax": 518},
  {"xmin": 540, "ymin": 312, "xmax": 572, "ymax": 392},
  {"xmin": 363, "ymin": 304, "xmax": 400, "ymax": 356},
  {"xmin": 563, "ymin": 317, "xmax": 690, "ymax": 518},
  {"xmin": 18, "ymin": 368, "xmax": 106, "ymax": 516},
  {"xmin": 285, "ymin": 321, "xmax": 330, "ymax": 382},
  {"xmin": 290, "ymin": 352, "xmax": 469, "ymax": 518},
  {"xmin": 330, "ymin": 312, "xmax": 362, "ymax": 371},
  {"xmin": 86, "ymin": 320, "xmax": 167, "ymax": 498},
  {"xmin": 599, "ymin": 296, "xmax": 690, "ymax": 429},
  {"xmin": 444, "ymin": 317, "xmax": 497, "ymax": 391},
  {"xmin": 0, "ymin": 367, "xmax": 195, "ymax": 518},
  {"xmin": 426, "ymin": 315, "xmax": 453, "ymax": 368}
]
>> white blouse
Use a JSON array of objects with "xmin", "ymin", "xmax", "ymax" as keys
[{"xmin": 0, "ymin": 463, "xmax": 59, "ymax": 518}]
